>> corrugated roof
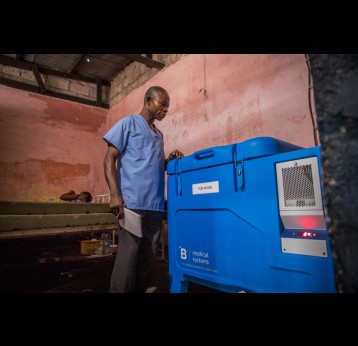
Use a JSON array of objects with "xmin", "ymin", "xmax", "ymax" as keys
[{"xmin": 0, "ymin": 54, "xmax": 165, "ymax": 108}]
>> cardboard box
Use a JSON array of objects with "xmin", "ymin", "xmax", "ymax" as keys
[{"xmin": 80, "ymin": 239, "xmax": 101, "ymax": 255}]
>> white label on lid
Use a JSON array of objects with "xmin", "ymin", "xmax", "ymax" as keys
[{"xmin": 192, "ymin": 181, "xmax": 219, "ymax": 195}]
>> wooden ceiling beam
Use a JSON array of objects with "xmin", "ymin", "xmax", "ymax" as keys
[
  {"xmin": 32, "ymin": 64, "xmax": 47, "ymax": 93},
  {"xmin": 117, "ymin": 54, "xmax": 165, "ymax": 69},
  {"xmin": 0, "ymin": 55, "xmax": 30, "ymax": 70},
  {"xmin": 68, "ymin": 54, "xmax": 85, "ymax": 74},
  {"xmin": 0, "ymin": 55, "xmax": 110, "ymax": 86},
  {"xmin": 0, "ymin": 76, "xmax": 109, "ymax": 109}
]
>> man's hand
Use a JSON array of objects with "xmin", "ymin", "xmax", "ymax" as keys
[
  {"xmin": 165, "ymin": 150, "xmax": 184, "ymax": 170},
  {"xmin": 110, "ymin": 192, "xmax": 125, "ymax": 219},
  {"xmin": 167, "ymin": 150, "xmax": 184, "ymax": 161}
]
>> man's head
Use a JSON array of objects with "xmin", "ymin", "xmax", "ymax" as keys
[{"xmin": 144, "ymin": 86, "xmax": 170, "ymax": 122}]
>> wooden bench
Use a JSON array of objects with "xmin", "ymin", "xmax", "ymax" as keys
[{"xmin": 0, "ymin": 201, "xmax": 117, "ymax": 239}]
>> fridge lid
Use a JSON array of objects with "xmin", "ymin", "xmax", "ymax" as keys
[{"xmin": 167, "ymin": 136, "xmax": 302, "ymax": 175}]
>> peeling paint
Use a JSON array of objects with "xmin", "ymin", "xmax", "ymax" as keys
[
  {"xmin": 29, "ymin": 93, "xmax": 107, "ymax": 133},
  {"xmin": 40, "ymin": 160, "xmax": 90, "ymax": 182},
  {"xmin": 0, "ymin": 159, "xmax": 90, "ymax": 201},
  {"xmin": 0, "ymin": 85, "xmax": 108, "ymax": 201},
  {"xmin": 288, "ymin": 113, "xmax": 307, "ymax": 124}
]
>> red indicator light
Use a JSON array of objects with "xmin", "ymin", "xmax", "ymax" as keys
[
  {"xmin": 299, "ymin": 217, "xmax": 317, "ymax": 229},
  {"xmin": 296, "ymin": 231, "xmax": 313, "ymax": 237}
]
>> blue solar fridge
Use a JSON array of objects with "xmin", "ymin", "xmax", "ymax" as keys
[{"xmin": 166, "ymin": 137, "xmax": 336, "ymax": 293}]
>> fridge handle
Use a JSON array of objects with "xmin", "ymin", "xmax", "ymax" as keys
[{"xmin": 194, "ymin": 149, "xmax": 214, "ymax": 160}]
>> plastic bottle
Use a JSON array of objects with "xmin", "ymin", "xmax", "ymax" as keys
[{"xmin": 101, "ymin": 233, "xmax": 112, "ymax": 255}]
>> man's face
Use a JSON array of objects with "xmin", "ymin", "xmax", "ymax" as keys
[{"xmin": 148, "ymin": 91, "xmax": 170, "ymax": 121}]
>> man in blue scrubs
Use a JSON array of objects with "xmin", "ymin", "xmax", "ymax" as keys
[{"xmin": 103, "ymin": 86, "xmax": 184, "ymax": 293}]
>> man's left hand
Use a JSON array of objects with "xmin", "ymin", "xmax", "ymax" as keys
[{"xmin": 167, "ymin": 150, "xmax": 184, "ymax": 161}]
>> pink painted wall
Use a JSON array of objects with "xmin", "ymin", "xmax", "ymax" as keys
[
  {"xmin": 108, "ymin": 54, "xmax": 318, "ymax": 159},
  {"xmin": 0, "ymin": 54, "xmax": 319, "ymax": 201},
  {"xmin": 106, "ymin": 54, "xmax": 319, "ymax": 199},
  {"xmin": 0, "ymin": 85, "xmax": 108, "ymax": 201}
]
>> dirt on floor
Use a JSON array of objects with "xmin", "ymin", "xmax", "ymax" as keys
[{"xmin": 0, "ymin": 232, "xmax": 219, "ymax": 293}]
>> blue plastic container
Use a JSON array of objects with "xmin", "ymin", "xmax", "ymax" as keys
[{"xmin": 167, "ymin": 137, "xmax": 336, "ymax": 293}]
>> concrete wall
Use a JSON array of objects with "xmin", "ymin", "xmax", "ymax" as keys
[
  {"xmin": 0, "ymin": 85, "xmax": 108, "ymax": 201},
  {"xmin": 109, "ymin": 54, "xmax": 185, "ymax": 107}
]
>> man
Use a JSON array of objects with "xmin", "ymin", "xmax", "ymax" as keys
[{"xmin": 103, "ymin": 86, "xmax": 184, "ymax": 293}]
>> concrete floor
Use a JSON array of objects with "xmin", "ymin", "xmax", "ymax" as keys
[{"xmin": 0, "ymin": 232, "xmax": 219, "ymax": 293}]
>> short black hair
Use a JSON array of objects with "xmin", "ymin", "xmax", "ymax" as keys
[{"xmin": 144, "ymin": 86, "xmax": 168, "ymax": 104}]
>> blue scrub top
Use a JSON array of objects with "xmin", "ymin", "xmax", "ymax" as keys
[{"xmin": 103, "ymin": 114, "xmax": 166, "ymax": 212}]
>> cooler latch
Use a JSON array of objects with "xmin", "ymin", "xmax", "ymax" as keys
[{"xmin": 234, "ymin": 152, "xmax": 244, "ymax": 189}]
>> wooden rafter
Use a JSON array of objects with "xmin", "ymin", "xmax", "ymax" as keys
[
  {"xmin": 68, "ymin": 54, "xmax": 85, "ymax": 74},
  {"xmin": 0, "ymin": 55, "xmax": 110, "ymax": 86},
  {"xmin": 117, "ymin": 54, "xmax": 165, "ymax": 69},
  {"xmin": 32, "ymin": 64, "xmax": 47, "ymax": 93}
]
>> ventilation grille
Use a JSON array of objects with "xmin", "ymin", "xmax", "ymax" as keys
[{"xmin": 281, "ymin": 164, "xmax": 315, "ymax": 207}]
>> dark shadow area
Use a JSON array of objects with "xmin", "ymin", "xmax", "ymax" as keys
[
  {"xmin": 310, "ymin": 54, "xmax": 358, "ymax": 292},
  {"xmin": 0, "ymin": 232, "xmax": 219, "ymax": 293}
]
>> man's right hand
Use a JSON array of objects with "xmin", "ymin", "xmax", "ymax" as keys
[{"xmin": 110, "ymin": 193, "xmax": 125, "ymax": 219}]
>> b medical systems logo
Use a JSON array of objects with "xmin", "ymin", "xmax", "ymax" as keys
[{"xmin": 180, "ymin": 246, "xmax": 187, "ymax": 260}]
